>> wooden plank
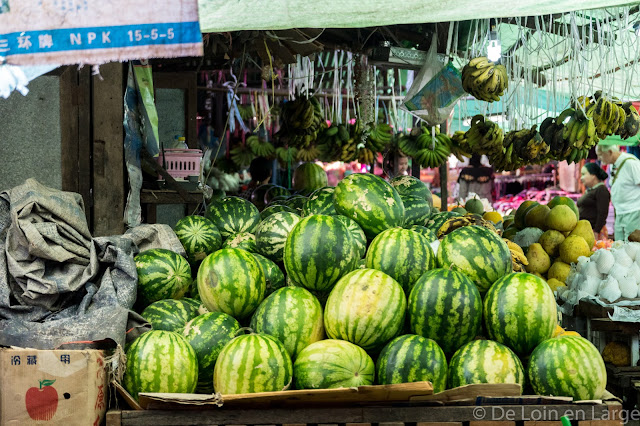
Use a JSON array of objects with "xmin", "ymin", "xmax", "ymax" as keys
[
  {"xmin": 590, "ymin": 318, "xmax": 640, "ymax": 335},
  {"xmin": 410, "ymin": 383, "xmax": 522, "ymax": 402},
  {"xmin": 416, "ymin": 423, "xmax": 462, "ymax": 426},
  {"xmin": 140, "ymin": 189, "xmax": 203, "ymax": 204},
  {"xmin": 92, "ymin": 62, "xmax": 125, "ymax": 236},
  {"xmin": 523, "ymin": 422, "xmax": 564, "ymax": 426},
  {"xmin": 59, "ymin": 66, "xmax": 80, "ymax": 195},
  {"xmin": 106, "ymin": 410, "xmax": 122, "ymax": 426},
  {"xmin": 578, "ymin": 421, "xmax": 624, "ymax": 426},
  {"xmin": 470, "ymin": 422, "xmax": 515, "ymax": 426},
  {"xmin": 78, "ymin": 66, "xmax": 93, "ymax": 228}
]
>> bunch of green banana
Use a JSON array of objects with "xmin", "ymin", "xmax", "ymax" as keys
[
  {"xmin": 275, "ymin": 147, "xmax": 298, "ymax": 169},
  {"xmin": 340, "ymin": 138, "xmax": 357, "ymax": 162},
  {"xmin": 357, "ymin": 147, "xmax": 376, "ymax": 164},
  {"xmin": 277, "ymin": 95, "xmax": 325, "ymax": 148},
  {"xmin": 437, "ymin": 213, "xmax": 497, "ymax": 239},
  {"xmin": 247, "ymin": 135, "xmax": 276, "ymax": 159},
  {"xmin": 397, "ymin": 133, "xmax": 420, "ymax": 158},
  {"xmin": 296, "ymin": 145, "xmax": 320, "ymax": 162},
  {"xmin": 618, "ymin": 102, "xmax": 640, "ymax": 140},
  {"xmin": 540, "ymin": 115, "xmax": 570, "ymax": 159},
  {"xmin": 366, "ymin": 122, "xmax": 393, "ymax": 152},
  {"xmin": 230, "ymin": 144, "xmax": 255, "ymax": 167},
  {"xmin": 449, "ymin": 131, "xmax": 472, "ymax": 161},
  {"xmin": 415, "ymin": 131, "xmax": 452, "ymax": 169},
  {"xmin": 465, "ymin": 115, "xmax": 504, "ymax": 155},
  {"xmin": 589, "ymin": 96, "xmax": 625, "ymax": 139},
  {"xmin": 462, "ymin": 57, "xmax": 509, "ymax": 103}
]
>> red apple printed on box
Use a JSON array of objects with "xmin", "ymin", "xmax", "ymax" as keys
[{"xmin": 25, "ymin": 379, "xmax": 58, "ymax": 421}]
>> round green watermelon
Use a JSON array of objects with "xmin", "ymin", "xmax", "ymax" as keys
[
  {"xmin": 408, "ymin": 269, "xmax": 482, "ymax": 355},
  {"xmin": 484, "ymin": 272, "xmax": 557, "ymax": 355},
  {"xmin": 140, "ymin": 299, "xmax": 200, "ymax": 332},
  {"xmin": 376, "ymin": 334, "xmax": 448, "ymax": 392},
  {"xmin": 221, "ymin": 232, "xmax": 257, "ymax": 252},
  {"xmin": 255, "ymin": 211, "xmax": 301, "ymax": 262},
  {"xmin": 250, "ymin": 184, "xmax": 275, "ymax": 211},
  {"xmin": 250, "ymin": 287, "xmax": 324, "ymax": 359},
  {"xmin": 294, "ymin": 339, "xmax": 374, "ymax": 389},
  {"xmin": 426, "ymin": 211, "xmax": 461, "ymax": 231},
  {"xmin": 174, "ymin": 215, "xmax": 222, "ymax": 264},
  {"xmin": 135, "ymin": 249, "xmax": 192, "ymax": 307},
  {"xmin": 365, "ymin": 228, "xmax": 435, "ymax": 293},
  {"xmin": 528, "ymin": 335, "xmax": 606, "ymax": 400},
  {"xmin": 334, "ymin": 173, "xmax": 405, "ymax": 239},
  {"xmin": 182, "ymin": 312, "xmax": 240, "ymax": 393},
  {"xmin": 284, "ymin": 215, "xmax": 358, "ymax": 292},
  {"xmin": 333, "ymin": 215, "xmax": 367, "ymax": 259},
  {"xmin": 205, "ymin": 196, "xmax": 261, "ymax": 239},
  {"xmin": 436, "ymin": 225, "xmax": 512, "ymax": 293},
  {"xmin": 292, "ymin": 162, "xmax": 328, "ymax": 195},
  {"xmin": 260, "ymin": 204, "xmax": 297, "ymax": 220},
  {"xmin": 324, "ymin": 268, "xmax": 406, "ymax": 351},
  {"xmin": 406, "ymin": 225, "xmax": 437, "ymax": 242},
  {"xmin": 197, "ymin": 248, "xmax": 265, "ymax": 319},
  {"xmin": 389, "ymin": 175, "xmax": 433, "ymax": 207},
  {"xmin": 213, "ymin": 333, "xmax": 293, "ymax": 394},
  {"xmin": 448, "ymin": 339, "xmax": 525, "ymax": 388},
  {"xmin": 303, "ymin": 187, "xmax": 336, "ymax": 216},
  {"xmin": 252, "ymin": 253, "xmax": 285, "ymax": 296},
  {"xmin": 123, "ymin": 330, "xmax": 198, "ymax": 400},
  {"xmin": 284, "ymin": 195, "xmax": 308, "ymax": 215},
  {"xmin": 264, "ymin": 186, "xmax": 291, "ymax": 204},
  {"xmin": 401, "ymin": 195, "xmax": 432, "ymax": 227}
]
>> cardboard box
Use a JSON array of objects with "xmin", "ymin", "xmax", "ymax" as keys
[{"xmin": 0, "ymin": 348, "xmax": 107, "ymax": 425}]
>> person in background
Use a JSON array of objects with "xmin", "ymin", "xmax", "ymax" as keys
[
  {"xmin": 382, "ymin": 151, "xmax": 409, "ymax": 179},
  {"xmin": 458, "ymin": 154, "xmax": 494, "ymax": 203},
  {"xmin": 577, "ymin": 162, "xmax": 610, "ymax": 241},
  {"xmin": 596, "ymin": 144, "xmax": 640, "ymax": 240},
  {"xmin": 238, "ymin": 157, "xmax": 272, "ymax": 200}
]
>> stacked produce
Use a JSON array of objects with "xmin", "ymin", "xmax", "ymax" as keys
[
  {"xmin": 461, "ymin": 56, "xmax": 509, "ymax": 102},
  {"xmin": 121, "ymin": 165, "xmax": 607, "ymax": 404},
  {"xmin": 315, "ymin": 122, "xmax": 359, "ymax": 163},
  {"xmin": 397, "ymin": 124, "xmax": 452, "ymax": 169}
]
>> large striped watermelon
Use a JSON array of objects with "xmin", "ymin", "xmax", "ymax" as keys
[
  {"xmin": 401, "ymin": 195, "xmax": 432, "ymax": 227},
  {"xmin": 436, "ymin": 225, "xmax": 512, "ymax": 293},
  {"xmin": 293, "ymin": 339, "xmax": 374, "ymax": 389},
  {"xmin": 334, "ymin": 173, "xmax": 405, "ymax": 239},
  {"xmin": 406, "ymin": 225, "xmax": 437, "ymax": 242},
  {"xmin": 255, "ymin": 211, "xmax": 301, "ymax": 262},
  {"xmin": 284, "ymin": 215, "xmax": 358, "ymax": 292},
  {"xmin": 140, "ymin": 299, "xmax": 200, "ymax": 332},
  {"xmin": 221, "ymin": 232, "xmax": 257, "ymax": 252},
  {"xmin": 427, "ymin": 211, "xmax": 461, "ymax": 231},
  {"xmin": 324, "ymin": 268, "xmax": 406, "ymax": 351},
  {"xmin": 292, "ymin": 162, "xmax": 328, "ymax": 195},
  {"xmin": 213, "ymin": 333, "xmax": 293, "ymax": 394},
  {"xmin": 528, "ymin": 335, "xmax": 606, "ymax": 400},
  {"xmin": 376, "ymin": 334, "xmax": 448, "ymax": 392},
  {"xmin": 182, "ymin": 312, "xmax": 240, "ymax": 393},
  {"xmin": 174, "ymin": 215, "xmax": 222, "ymax": 264},
  {"xmin": 252, "ymin": 253, "xmax": 285, "ymax": 296},
  {"xmin": 250, "ymin": 287, "xmax": 324, "ymax": 359},
  {"xmin": 448, "ymin": 339, "xmax": 525, "ymax": 388},
  {"xmin": 484, "ymin": 272, "xmax": 557, "ymax": 355},
  {"xmin": 135, "ymin": 249, "xmax": 192, "ymax": 307},
  {"xmin": 303, "ymin": 187, "xmax": 336, "ymax": 216},
  {"xmin": 284, "ymin": 195, "xmax": 308, "ymax": 215},
  {"xmin": 390, "ymin": 175, "xmax": 433, "ymax": 207},
  {"xmin": 365, "ymin": 228, "xmax": 435, "ymax": 293},
  {"xmin": 205, "ymin": 196, "xmax": 261, "ymax": 239},
  {"xmin": 123, "ymin": 330, "xmax": 198, "ymax": 400},
  {"xmin": 333, "ymin": 215, "xmax": 367, "ymax": 259},
  {"xmin": 197, "ymin": 248, "xmax": 265, "ymax": 319},
  {"xmin": 264, "ymin": 186, "xmax": 291, "ymax": 204},
  {"xmin": 260, "ymin": 204, "xmax": 296, "ymax": 220},
  {"xmin": 408, "ymin": 269, "xmax": 482, "ymax": 355}
]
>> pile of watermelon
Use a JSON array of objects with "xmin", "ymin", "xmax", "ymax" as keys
[{"xmin": 123, "ymin": 163, "xmax": 606, "ymax": 403}]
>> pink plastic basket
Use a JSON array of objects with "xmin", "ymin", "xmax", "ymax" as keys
[{"xmin": 156, "ymin": 149, "xmax": 202, "ymax": 180}]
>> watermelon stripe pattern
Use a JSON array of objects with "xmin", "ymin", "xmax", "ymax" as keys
[
  {"xmin": 407, "ymin": 225, "xmax": 437, "ymax": 242},
  {"xmin": 182, "ymin": 312, "xmax": 240, "ymax": 393},
  {"xmin": 390, "ymin": 175, "xmax": 433, "ymax": 207},
  {"xmin": 260, "ymin": 205, "xmax": 297, "ymax": 220},
  {"xmin": 252, "ymin": 253, "xmax": 285, "ymax": 296},
  {"xmin": 284, "ymin": 195, "xmax": 308, "ymax": 215},
  {"xmin": 265, "ymin": 186, "xmax": 291, "ymax": 204},
  {"xmin": 333, "ymin": 215, "xmax": 367, "ymax": 259},
  {"xmin": 376, "ymin": 334, "xmax": 448, "ymax": 392},
  {"xmin": 528, "ymin": 336, "xmax": 607, "ymax": 401},
  {"xmin": 284, "ymin": 215, "xmax": 358, "ymax": 292},
  {"xmin": 213, "ymin": 333, "xmax": 293, "ymax": 394},
  {"xmin": 334, "ymin": 173, "xmax": 405, "ymax": 239},
  {"xmin": 123, "ymin": 330, "xmax": 198, "ymax": 400},
  {"xmin": 140, "ymin": 299, "xmax": 200, "ymax": 332},
  {"xmin": 197, "ymin": 248, "xmax": 265, "ymax": 319},
  {"xmin": 303, "ymin": 187, "xmax": 336, "ymax": 216},
  {"xmin": 250, "ymin": 287, "xmax": 324, "ymax": 359},
  {"xmin": 205, "ymin": 196, "xmax": 261, "ymax": 239},
  {"xmin": 174, "ymin": 215, "xmax": 222, "ymax": 264},
  {"xmin": 324, "ymin": 268, "xmax": 406, "ymax": 351},
  {"xmin": 293, "ymin": 339, "xmax": 374, "ymax": 389},
  {"xmin": 135, "ymin": 249, "xmax": 192, "ymax": 307},
  {"xmin": 255, "ymin": 211, "xmax": 301, "ymax": 262},
  {"xmin": 448, "ymin": 340, "xmax": 525, "ymax": 388},
  {"xmin": 401, "ymin": 195, "xmax": 432, "ymax": 227},
  {"xmin": 408, "ymin": 269, "xmax": 482, "ymax": 355},
  {"xmin": 292, "ymin": 162, "xmax": 328, "ymax": 195},
  {"xmin": 436, "ymin": 225, "xmax": 512, "ymax": 293},
  {"xmin": 365, "ymin": 228, "xmax": 435, "ymax": 293},
  {"xmin": 221, "ymin": 232, "xmax": 257, "ymax": 252},
  {"xmin": 484, "ymin": 272, "xmax": 557, "ymax": 355}
]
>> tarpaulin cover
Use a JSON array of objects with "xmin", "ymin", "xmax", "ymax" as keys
[
  {"xmin": 0, "ymin": 0, "xmax": 203, "ymax": 66},
  {"xmin": 0, "ymin": 179, "xmax": 184, "ymax": 350}
]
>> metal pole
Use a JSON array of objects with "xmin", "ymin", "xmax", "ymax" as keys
[{"xmin": 439, "ymin": 120, "xmax": 450, "ymax": 210}]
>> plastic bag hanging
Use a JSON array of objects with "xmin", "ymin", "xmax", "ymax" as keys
[{"xmin": 400, "ymin": 36, "xmax": 465, "ymax": 126}]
